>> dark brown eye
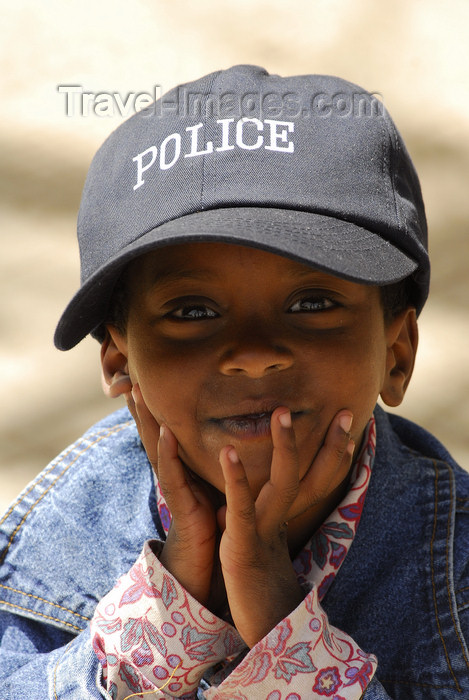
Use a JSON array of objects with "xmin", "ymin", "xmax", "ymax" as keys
[
  {"xmin": 289, "ymin": 296, "xmax": 336, "ymax": 313},
  {"xmin": 170, "ymin": 305, "xmax": 218, "ymax": 320}
]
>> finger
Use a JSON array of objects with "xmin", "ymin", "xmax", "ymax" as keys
[
  {"xmin": 132, "ymin": 384, "xmax": 201, "ymax": 517},
  {"xmin": 219, "ymin": 446, "xmax": 256, "ymax": 540},
  {"xmin": 256, "ymin": 408, "xmax": 300, "ymax": 533},
  {"xmin": 156, "ymin": 423, "xmax": 207, "ymax": 520},
  {"xmin": 295, "ymin": 410, "xmax": 354, "ymax": 515}
]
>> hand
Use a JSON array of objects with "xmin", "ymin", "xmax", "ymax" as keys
[
  {"xmin": 217, "ymin": 407, "xmax": 354, "ymax": 648},
  {"xmin": 130, "ymin": 384, "xmax": 218, "ymax": 607}
]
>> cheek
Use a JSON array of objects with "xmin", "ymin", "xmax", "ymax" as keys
[
  {"xmin": 301, "ymin": 340, "xmax": 385, "ymax": 444},
  {"xmin": 344, "ymin": 349, "xmax": 387, "ymax": 441},
  {"xmin": 129, "ymin": 347, "xmax": 221, "ymax": 461},
  {"xmin": 128, "ymin": 345, "xmax": 189, "ymax": 419}
]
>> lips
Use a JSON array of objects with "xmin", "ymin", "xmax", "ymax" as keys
[
  {"xmin": 210, "ymin": 404, "xmax": 303, "ymax": 439},
  {"xmin": 214, "ymin": 411, "xmax": 274, "ymax": 438}
]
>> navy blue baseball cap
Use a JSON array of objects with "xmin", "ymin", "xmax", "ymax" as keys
[{"xmin": 54, "ymin": 64, "xmax": 429, "ymax": 350}]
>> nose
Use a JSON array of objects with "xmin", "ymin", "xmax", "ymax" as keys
[{"xmin": 219, "ymin": 335, "xmax": 294, "ymax": 378}]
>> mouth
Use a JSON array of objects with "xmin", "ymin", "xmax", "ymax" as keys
[
  {"xmin": 214, "ymin": 411, "xmax": 273, "ymax": 438},
  {"xmin": 210, "ymin": 406, "xmax": 304, "ymax": 440}
]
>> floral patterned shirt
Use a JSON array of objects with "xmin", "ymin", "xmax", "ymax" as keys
[{"xmin": 91, "ymin": 418, "xmax": 377, "ymax": 699}]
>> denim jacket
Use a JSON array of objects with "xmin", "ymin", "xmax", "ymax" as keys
[{"xmin": 0, "ymin": 405, "xmax": 468, "ymax": 699}]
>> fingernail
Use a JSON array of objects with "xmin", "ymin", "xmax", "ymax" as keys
[
  {"xmin": 227, "ymin": 447, "xmax": 239, "ymax": 463},
  {"xmin": 131, "ymin": 384, "xmax": 138, "ymax": 403},
  {"xmin": 278, "ymin": 410, "xmax": 292, "ymax": 428},
  {"xmin": 347, "ymin": 439, "xmax": 355, "ymax": 456},
  {"xmin": 159, "ymin": 424, "xmax": 165, "ymax": 440},
  {"xmin": 339, "ymin": 413, "xmax": 353, "ymax": 434}
]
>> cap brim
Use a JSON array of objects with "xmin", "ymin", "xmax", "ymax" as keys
[{"xmin": 54, "ymin": 206, "xmax": 418, "ymax": 350}]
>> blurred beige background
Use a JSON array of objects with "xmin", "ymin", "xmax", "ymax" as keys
[{"xmin": 1, "ymin": 0, "xmax": 468, "ymax": 513}]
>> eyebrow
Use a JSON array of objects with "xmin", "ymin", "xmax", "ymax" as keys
[
  {"xmin": 148, "ymin": 267, "xmax": 214, "ymax": 289},
  {"xmin": 146, "ymin": 257, "xmax": 330, "ymax": 291}
]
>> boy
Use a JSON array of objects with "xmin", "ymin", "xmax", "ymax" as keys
[{"xmin": 0, "ymin": 65, "xmax": 468, "ymax": 699}]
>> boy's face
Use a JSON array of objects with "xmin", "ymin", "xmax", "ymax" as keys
[{"xmin": 105, "ymin": 242, "xmax": 415, "ymax": 498}]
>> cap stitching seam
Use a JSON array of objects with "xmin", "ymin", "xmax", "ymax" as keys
[
  {"xmin": 380, "ymin": 116, "xmax": 393, "ymax": 226},
  {"xmin": 385, "ymin": 114, "xmax": 408, "ymax": 235},
  {"xmin": 200, "ymin": 71, "xmax": 222, "ymax": 211}
]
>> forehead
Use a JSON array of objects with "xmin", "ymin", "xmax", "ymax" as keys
[{"xmin": 126, "ymin": 241, "xmax": 351, "ymax": 290}]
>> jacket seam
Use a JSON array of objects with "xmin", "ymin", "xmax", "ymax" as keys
[
  {"xmin": 0, "ymin": 583, "xmax": 90, "ymax": 622},
  {"xmin": 0, "ymin": 599, "xmax": 83, "ymax": 632},
  {"xmin": 444, "ymin": 464, "xmax": 469, "ymax": 672},
  {"xmin": 53, "ymin": 639, "xmax": 74, "ymax": 700},
  {"xmin": 0, "ymin": 445, "xmax": 76, "ymax": 528},
  {"xmin": 0, "ymin": 422, "xmax": 131, "ymax": 567},
  {"xmin": 430, "ymin": 461, "xmax": 461, "ymax": 691},
  {"xmin": 431, "ymin": 460, "xmax": 469, "ymax": 691},
  {"xmin": 379, "ymin": 676, "xmax": 460, "ymax": 690}
]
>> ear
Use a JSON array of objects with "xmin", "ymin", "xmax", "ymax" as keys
[
  {"xmin": 100, "ymin": 326, "xmax": 132, "ymax": 399},
  {"xmin": 380, "ymin": 308, "xmax": 418, "ymax": 407}
]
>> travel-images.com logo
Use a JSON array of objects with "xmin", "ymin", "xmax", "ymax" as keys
[{"xmin": 57, "ymin": 84, "xmax": 384, "ymax": 120}]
